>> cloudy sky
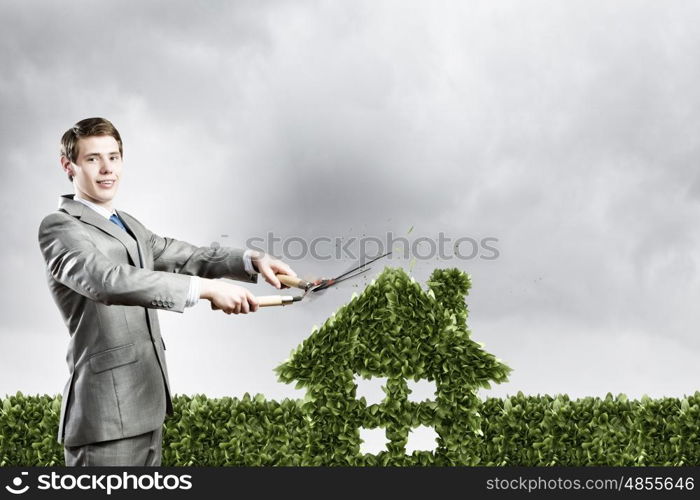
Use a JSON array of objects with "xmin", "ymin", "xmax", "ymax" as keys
[{"xmin": 1, "ymin": 0, "xmax": 699, "ymax": 405}]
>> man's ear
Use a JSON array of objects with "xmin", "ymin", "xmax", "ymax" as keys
[{"xmin": 60, "ymin": 155, "xmax": 74, "ymax": 177}]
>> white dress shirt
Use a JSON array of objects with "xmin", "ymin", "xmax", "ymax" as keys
[{"xmin": 73, "ymin": 195, "xmax": 257, "ymax": 308}]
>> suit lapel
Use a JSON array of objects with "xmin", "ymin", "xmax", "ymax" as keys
[
  {"xmin": 58, "ymin": 195, "xmax": 142, "ymax": 268},
  {"xmin": 115, "ymin": 211, "xmax": 145, "ymax": 268},
  {"xmin": 114, "ymin": 211, "xmax": 161, "ymax": 339}
]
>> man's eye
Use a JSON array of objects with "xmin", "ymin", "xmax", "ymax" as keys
[{"xmin": 110, "ymin": 156, "xmax": 119, "ymax": 161}]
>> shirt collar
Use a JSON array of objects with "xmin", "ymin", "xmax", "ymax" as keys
[{"xmin": 73, "ymin": 195, "xmax": 117, "ymax": 220}]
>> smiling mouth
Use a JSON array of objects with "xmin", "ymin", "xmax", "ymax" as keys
[{"xmin": 97, "ymin": 180, "xmax": 116, "ymax": 186}]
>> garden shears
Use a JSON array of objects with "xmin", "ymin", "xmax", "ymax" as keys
[{"xmin": 257, "ymin": 250, "xmax": 393, "ymax": 307}]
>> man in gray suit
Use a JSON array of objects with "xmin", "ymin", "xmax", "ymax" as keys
[{"xmin": 38, "ymin": 117, "xmax": 296, "ymax": 466}]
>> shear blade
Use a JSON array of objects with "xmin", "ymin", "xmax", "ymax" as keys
[
  {"xmin": 330, "ymin": 251, "xmax": 392, "ymax": 283},
  {"xmin": 314, "ymin": 267, "xmax": 372, "ymax": 292}
]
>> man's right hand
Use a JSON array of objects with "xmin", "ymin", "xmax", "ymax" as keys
[{"xmin": 200, "ymin": 279, "xmax": 259, "ymax": 314}]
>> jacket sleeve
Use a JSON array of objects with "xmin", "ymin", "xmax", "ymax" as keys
[
  {"xmin": 136, "ymin": 217, "xmax": 258, "ymax": 284},
  {"xmin": 38, "ymin": 212, "xmax": 192, "ymax": 312}
]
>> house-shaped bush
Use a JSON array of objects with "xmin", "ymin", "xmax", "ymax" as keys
[{"xmin": 276, "ymin": 267, "xmax": 512, "ymax": 465}]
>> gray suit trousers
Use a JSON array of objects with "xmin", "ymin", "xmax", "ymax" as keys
[{"xmin": 64, "ymin": 426, "xmax": 163, "ymax": 466}]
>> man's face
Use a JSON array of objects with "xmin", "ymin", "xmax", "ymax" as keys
[{"xmin": 62, "ymin": 135, "xmax": 122, "ymax": 207}]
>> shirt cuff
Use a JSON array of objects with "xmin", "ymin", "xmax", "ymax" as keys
[
  {"xmin": 185, "ymin": 276, "xmax": 201, "ymax": 308},
  {"xmin": 243, "ymin": 249, "xmax": 259, "ymax": 275}
]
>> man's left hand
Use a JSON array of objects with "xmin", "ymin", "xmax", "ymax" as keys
[{"xmin": 251, "ymin": 252, "xmax": 297, "ymax": 289}]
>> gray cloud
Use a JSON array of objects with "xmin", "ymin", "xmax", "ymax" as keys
[{"xmin": 1, "ymin": 0, "xmax": 699, "ymax": 402}]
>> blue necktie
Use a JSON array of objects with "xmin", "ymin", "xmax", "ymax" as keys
[
  {"xmin": 109, "ymin": 213, "xmax": 127, "ymax": 231},
  {"xmin": 109, "ymin": 213, "xmax": 142, "ymax": 266}
]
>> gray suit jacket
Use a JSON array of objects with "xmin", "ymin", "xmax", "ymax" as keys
[{"xmin": 38, "ymin": 194, "xmax": 257, "ymax": 447}]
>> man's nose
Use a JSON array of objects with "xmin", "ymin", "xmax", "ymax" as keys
[{"xmin": 100, "ymin": 160, "xmax": 113, "ymax": 173}]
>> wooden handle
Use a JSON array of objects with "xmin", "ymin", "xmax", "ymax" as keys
[
  {"xmin": 211, "ymin": 295, "xmax": 296, "ymax": 310},
  {"xmin": 276, "ymin": 274, "xmax": 312, "ymax": 290},
  {"xmin": 257, "ymin": 295, "xmax": 296, "ymax": 307}
]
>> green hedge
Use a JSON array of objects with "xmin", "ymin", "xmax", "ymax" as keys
[
  {"xmin": 2, "ymin": 391, "xmax": 698, "ymax": 466},
  {"xmin": 478, "ymin": 392, "xmax": 700, "ymax": 466},
  {"xmin": 164, "ymin": 394, "xmax": 308, "ymax": 466}
]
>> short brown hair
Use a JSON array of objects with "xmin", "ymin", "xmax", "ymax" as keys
[{"xmin": 60, "ymin": 117, "xmax": 123, "ymax": 182}]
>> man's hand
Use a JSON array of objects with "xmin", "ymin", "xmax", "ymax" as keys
[
  {"xmin": 200, "ymin": 279, "xmax": 259, "ymax": 314},
  {"xmin": 250, "ymin": 251, "xmax": 297, "ymax": 289}
]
